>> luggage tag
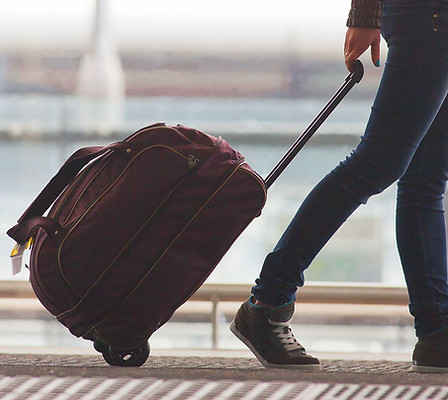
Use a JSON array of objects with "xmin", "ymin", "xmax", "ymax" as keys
[{"xmin": 10, "ymin": 238, "xmax": 33, "ymax": 276}]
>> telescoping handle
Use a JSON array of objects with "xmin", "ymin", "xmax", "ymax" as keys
[{"xmin": 264, "ymin": 60, "xmax": 364, "ymax": 189}]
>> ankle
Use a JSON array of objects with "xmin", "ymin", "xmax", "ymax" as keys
[{"xmin": 420, "ymin": 327, "xmax": 448, "ymax": 344}]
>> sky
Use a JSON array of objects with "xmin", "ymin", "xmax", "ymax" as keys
[{"xmin": 0, "ymin": 0, "xmax": 351, "ymax": 57}]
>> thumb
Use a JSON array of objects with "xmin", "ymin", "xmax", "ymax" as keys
[{"xmin": 371, "ymin": 37, "xmax": 381, "ymax": 67}]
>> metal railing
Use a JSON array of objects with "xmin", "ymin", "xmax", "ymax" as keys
[
  {"xmin": 0, "ymin": 280, "xmax": 409, "ymax": 304},
  {"xmin": 189, "ymin": 282, "xmax": 408, "ymax": 305},
  {"xmin": 0, "ymin": 281, "xmax": 408, "ymax": 348}
]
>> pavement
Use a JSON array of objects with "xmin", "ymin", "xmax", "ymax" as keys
[
  {"xmin": 0, "ymin": 300, "xmax": 445, "ymax": 398},
  {"xmin": 0, "ymin": 350, "xmax": 447, "ymax": 399},
  {"xmin": 0, "ymin": 299, "xmax": 445, "ymax": 398}
]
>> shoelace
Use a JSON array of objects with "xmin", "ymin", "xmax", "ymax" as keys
[{"xmin": 268, "ymin": 318, "xmax": 304, "ymax": 352}]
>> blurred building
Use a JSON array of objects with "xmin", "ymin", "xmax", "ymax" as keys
[
  {"xmin": 0, "ymin": 49, "xmax": 381, "ymax": 98},
  {"xmin": 76, "ymin": 0, "xmax": 125, "ymax": 132}
]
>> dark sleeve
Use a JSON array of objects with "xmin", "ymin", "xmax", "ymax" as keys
[{"xmin": 346, "ymin": 0, "xmax": 384, "ymax": 29}]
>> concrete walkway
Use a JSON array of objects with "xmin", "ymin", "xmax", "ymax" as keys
[{"xmin": 0, "ymin": 352, "xmax": 447, "ymax": 399}]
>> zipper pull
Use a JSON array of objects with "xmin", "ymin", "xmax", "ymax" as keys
[{"xmin": 188, "ymin": 155, "xmax": 200, "ymax": 170}]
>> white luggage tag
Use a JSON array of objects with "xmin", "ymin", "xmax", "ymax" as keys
[{"xmin": 10, "ymin": 238, "xmax": 33, "ymax": 276}]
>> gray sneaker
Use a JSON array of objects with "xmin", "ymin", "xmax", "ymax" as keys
[
  {"xmin": 412, "ymin": 328, "xmax": 448, "ymax": 373},
  {"xmin": 230, "ymin": 297, "xmax": 320, "ymax": 370}
]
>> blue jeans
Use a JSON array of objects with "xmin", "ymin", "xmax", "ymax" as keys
[{"xmin": 252, "ymin": 0, "xmax": 448, "ymax": 337}]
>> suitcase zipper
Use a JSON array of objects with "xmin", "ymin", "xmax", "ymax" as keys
[
  {"xmin": 56, "ymin": 139, "xmax": 235, "ymax": 334},
  {"xmin": 52, "ymin": 124, "xmax": 214, "ymax": 226},
  {"xmin": 56, "ymin": 145, "xmax": 194, "ymax": 295},
  {"xmin": 85, "ymin": 157, "xmax": 249, "ymax": 338},
  {"xmin": 59, "ymin": 144, "xmax": 195, "ymax": 227},
  {"xmin": 58, "ymin": 153, "xmax": 118, "ymax": 225},
  {"xmin": 50, "ymin": 153, "xmax": 112, "ymax": 223},
  {"xmin": 124, "ymin": 124, "xmax": 216, "ymax": 149}
]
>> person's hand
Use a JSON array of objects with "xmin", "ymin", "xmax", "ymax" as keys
[{"xmin": 344, "ymin": 27, "xmax": 381, "ymax": 72}]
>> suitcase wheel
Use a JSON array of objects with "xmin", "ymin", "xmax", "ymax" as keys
[
  {"xmin": 93, "ymin": 338, "xmax": 150, "ymax": 367},
  {"xmin": 93, "ymin": 338, "xmax": 118, "ymax": 366},
  {"xmin": 105, "ymin": 342, "xmax": 150, "ymax": 367},
  {"xmin": 93, "ymin": 338, "xmax": 108, "ymax": 354}
]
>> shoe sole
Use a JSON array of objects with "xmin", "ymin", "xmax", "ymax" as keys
[
  {"xmin": 229, "ymin": 320, "xmax": 321, "ymax": 371},
  {"xmin": 412, "ymin": 363, "xmax": 448, "ymax": 373}
]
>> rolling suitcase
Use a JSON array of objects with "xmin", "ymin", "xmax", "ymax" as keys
[{"xmin": 7, "ymin": 61, "xmax": 364, "ymax": 367}]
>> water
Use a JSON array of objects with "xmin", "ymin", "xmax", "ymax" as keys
[{"xmin": 0, "ymin": 95, "xmax": 371, "ymax": 135}]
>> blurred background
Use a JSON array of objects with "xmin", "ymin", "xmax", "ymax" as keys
[{"xmin": 0, "ymin": 0, "xmax": 419, "ymax": 357}]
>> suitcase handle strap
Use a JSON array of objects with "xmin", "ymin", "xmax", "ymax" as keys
[
  {"xmin": 9, "ymin": 216, "xmax": 65, "ymax": 246},
  {"xmin": 7, "ymin": 141, "xmax": 129, "ymax": 244}
]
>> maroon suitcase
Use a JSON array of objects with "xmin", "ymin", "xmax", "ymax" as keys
[{"xmin": 7, "ymin": 61, "xmax": 363, "ymax": 367}]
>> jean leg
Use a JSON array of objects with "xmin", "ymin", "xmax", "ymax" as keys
[
  {"xmin": 397, "ymin": 94, "xmax": 448, "ymax": 337},
  {"xmin": 252, "ymin": 5, "xmax": 448, "ymax": 307},
  {"xmin": 251, "ymin": 174, "xmax": 360, "ymax": 306}
]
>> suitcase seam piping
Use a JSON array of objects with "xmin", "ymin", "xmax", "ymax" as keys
[
  {"xmin": 55, "ymin": 139, "xmax": 221, "ymax": 322},
  {"xmin": 82, "ymin": 159, "xmax": 248, "ymax": 340},
  {"xmin": 57, "ymin": 135, "xmax": 222, "ymax": 298},
  {"xmin": 174, "ymin": 169, "xmax": 267, "ymax": 321},
  {"xmin": 52, "ymin": 153, "xmax": 113, "ymax": 225},
  {"xmin": 56, "ymin": 145, "xmax": 190, "ymax": 296},
  {"xmin": 31, "ymin": 232, "xmax": 69, "ymax": 311}
]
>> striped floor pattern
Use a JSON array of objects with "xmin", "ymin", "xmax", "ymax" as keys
[{"xmin": 0, "ymin": 375, "xmax": 447, "ymax": 400}]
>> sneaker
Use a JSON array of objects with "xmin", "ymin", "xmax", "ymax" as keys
[
  {"xmin": 412, "ymin": 328, "xmax": 448, "ymax": 373},
  {"xmin": 230, "ymin": 297, "xmax": 320, "ymax": 370}
]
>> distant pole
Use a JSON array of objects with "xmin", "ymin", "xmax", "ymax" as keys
[{"xmin": 76, "ymin": 0, "xmax": 125, "ymax": 134}]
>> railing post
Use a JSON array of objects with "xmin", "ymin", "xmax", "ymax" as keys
[{"xmin": 211, "ymin": 295, "xmax": 220, "ymax": 349}]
